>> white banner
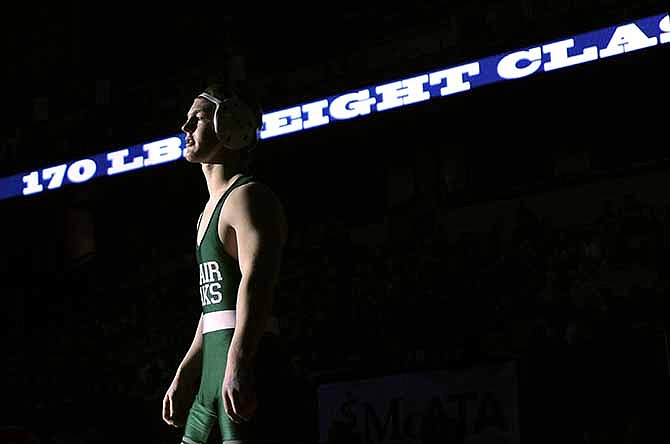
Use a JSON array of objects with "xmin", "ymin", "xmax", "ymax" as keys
[{"xmin": 318, "ymin": 360, "xmax": 519, "ymax": 444}]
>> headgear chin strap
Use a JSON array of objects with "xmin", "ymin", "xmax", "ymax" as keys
[{"xmin": 197, "ymin": 91, "xmax": 258, "ymax": 150}]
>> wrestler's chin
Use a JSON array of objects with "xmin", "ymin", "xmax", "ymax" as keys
[{"xmin": 183, "ymin": 147, "xmax": 199, "ymax": 163}]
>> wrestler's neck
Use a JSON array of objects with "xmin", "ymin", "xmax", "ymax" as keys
[{"xmin": 202, "ymin": 162, "xmax": 246, "ymax": 199}]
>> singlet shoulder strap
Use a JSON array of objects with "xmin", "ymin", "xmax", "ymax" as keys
[
  {"xmin": 222, "ymin": 173, "xmax": 253, "ymax": 200},
  {"xmin": 210, "ymin": 174, "xmax": 257, "ymax": 218}
]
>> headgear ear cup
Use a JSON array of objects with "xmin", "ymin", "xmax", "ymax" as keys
[{"xmin": 198, "ymin": 90, "xmax": 258, "ymax": 150}]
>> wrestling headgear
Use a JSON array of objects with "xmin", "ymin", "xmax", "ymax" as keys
[{"xmin": 197, "ymin": 87, "xmax": 260, "ymax": 150}]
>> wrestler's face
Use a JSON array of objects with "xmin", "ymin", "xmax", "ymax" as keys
[{"xmin": 182, "ymin": 97, "xmax": 222, "ymax": 163}]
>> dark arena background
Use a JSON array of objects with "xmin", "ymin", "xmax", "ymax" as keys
[{"xmin": 1, "ymin": 1, "xmax": 669, "ymax": 443}]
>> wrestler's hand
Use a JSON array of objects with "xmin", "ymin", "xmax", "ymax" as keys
[
  {"xmin": 222, "ymin": 359, "xmax": 258, "ymax": 424},
  {"xmin": 162, "ymin": 372, "xmax": 198, "ymax": 428}
]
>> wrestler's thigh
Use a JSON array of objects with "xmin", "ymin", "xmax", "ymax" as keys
[{"xmin": 223, "ymin": 441, "xmax": 286, "ymax": 444}]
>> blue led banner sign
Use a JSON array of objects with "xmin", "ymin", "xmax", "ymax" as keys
[
  {"xmin": 1, "ymin": 12, "xmax": 667, "ymax": 201},
  {"xmin": 0, "ymin": 136, "xmax": 186, "ymax": 201}
]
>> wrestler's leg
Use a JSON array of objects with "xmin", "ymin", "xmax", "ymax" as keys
[
  {"xmin": 181, "ymin": 400, "xmax": 217, "ymax": 444},
  {"xmin": 223, "ymin": 441, "xmax": 286, "ymax": 444}
]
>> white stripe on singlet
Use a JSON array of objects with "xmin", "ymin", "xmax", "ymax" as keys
[
  {"xmin": 202, "ymin": 310, "xmax": 280, "ymax": 335},
  {"xmin": 181, "ymin": 435, "xmax": 202, "ymax": 444}
]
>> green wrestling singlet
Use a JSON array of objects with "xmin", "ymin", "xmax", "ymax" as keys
[{"xmin": 182, "ymin": 174, "xmax": 293, "ymax": 444}]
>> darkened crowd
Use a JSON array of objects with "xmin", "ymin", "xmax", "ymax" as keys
[{"xmin": 3, "ymin": 182, "xmax": 668, "ymax": 443}]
